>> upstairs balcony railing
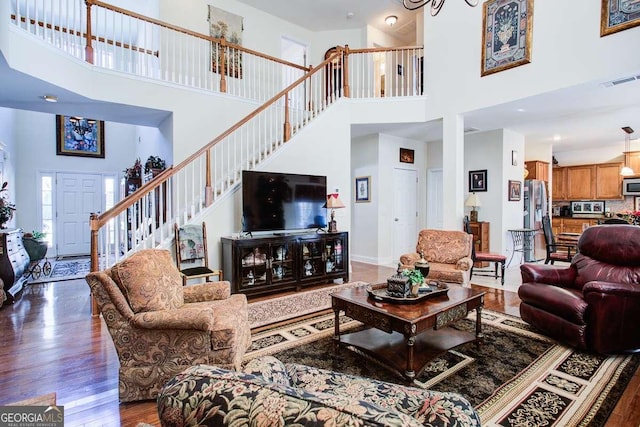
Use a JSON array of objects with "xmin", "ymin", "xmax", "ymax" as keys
[{"xmin": 7, "ymin": 0, "xmax": 424, "ymax": 314}]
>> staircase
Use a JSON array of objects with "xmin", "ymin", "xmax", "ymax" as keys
[{"xmin": 7, "ymin": 0, "xmax": 425, "ymax": 290}]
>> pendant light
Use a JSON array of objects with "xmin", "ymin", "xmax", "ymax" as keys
[{"xmin": 621, "ymin": 126, "xmax": 635, "ymax": 176}]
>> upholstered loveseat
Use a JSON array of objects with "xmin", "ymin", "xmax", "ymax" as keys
[
  {"xmin": 85, "ymin": 249, "xmax": 251, "ymax": 402},
  {"xmin": 157, "ymin": 355, "xmax": 480, "ymax": 426},
  {"xmin": 400, "ymin": 229, "xmax": 474, "ymax": 285}
]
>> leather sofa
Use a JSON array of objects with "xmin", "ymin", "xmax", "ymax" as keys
[
  {"xmin": 519, "ymin": 224, "xmax": 640, "ymax": 354},
  {"xmin": 85, "ymin": 249, "xmax": 252, "ymax": 402},
  {"xmin": 400, "ymin": 229, "xmax": 474, "ymax": 285},
  {"xmin": 157, "ymin": 355, "xmax": 481, "ymax": 426}
]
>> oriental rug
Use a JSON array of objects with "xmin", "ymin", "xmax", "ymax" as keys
[
  {"xmin": 247, "ymin": 281, "xmax": 367, "ymax": 329},
  {"xmin": 244, "ymin": 310, "xmax": 639, "ymax": 427}
]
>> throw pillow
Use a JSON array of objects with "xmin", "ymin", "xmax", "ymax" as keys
[{"xmin": 112, "ymin": 249, "xmax": 184, "ymax": 313}]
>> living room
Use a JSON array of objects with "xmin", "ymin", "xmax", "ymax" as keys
[{"xmin": 0, "ymin": 0, "xmax": 639, "ymax": 425}]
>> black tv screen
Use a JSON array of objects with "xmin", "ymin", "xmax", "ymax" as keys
[{"xmin": 242, "ymin": 170, "xmax": 327, "ymax": 232}]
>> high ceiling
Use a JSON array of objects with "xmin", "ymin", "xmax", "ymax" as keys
[
  {"xmin": 1, "ymin": 0, "xmax": 639, "ymax": 156},
  {"xmin": 236, "ymin": 0, "xmax": 640, "ymax": 155}
]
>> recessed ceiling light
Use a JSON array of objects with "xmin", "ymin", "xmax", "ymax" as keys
[
  {"xmin": 42, "ymin": 94, "xmax": 58, "ymax": 103},
  {"xmin": 553, "ymin": 135, "xmax": 561, "ymax": 141},
  {"xmin": 516, "ymin": 108, "xmax": 525, "ymax": 112},
  {"xmin": 385, "ymin": 15, "xmax": 398, "ymax": 26},
  {"xmin": 346, "ymin": 12, "xmax": 355, "ymax": 19}
]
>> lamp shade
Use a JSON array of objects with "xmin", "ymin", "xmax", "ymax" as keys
[
  {"xmin": 465, "ymin": 193, "xmax": 481, "ymax": 208},
  {"xmin": 326, "ymin": 193, "xmax": 345, "ymax": 209}
]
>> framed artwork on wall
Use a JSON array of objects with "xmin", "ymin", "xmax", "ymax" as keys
[
  {"xmin": 508, "ymin": 180, "xmax": 522, "ymax": 201},
  {"xmin": 481, "ymin": 0, "xmax": 534, "ymax": 77},
  {"xmin": 399, "ymin": 148, "xmax": 415, "ymax": 164},
  {"xmin": 469, "ymin": 170, "xmax": 487, "ymax": 192},
  {"xmin": 56, "ymin": 115, "xmax": 105, "ymax": 158},
  {"xmin": 355, "ymin": 176, "xmax": 371, "ymax": 202},
  {"xmin": 208, "ymin": 5, "xmax": 244, "ymax": 78},
  {"xmin": 601, "ymin": 0, "xmax": 640, "ymax": 36}
]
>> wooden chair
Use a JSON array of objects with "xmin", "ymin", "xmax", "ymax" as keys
[
  {"xmin": 174, "ymin": 222, "xmax": 223, "ymax": 286},
  {"xmin": 463, "ymin": 216, "xmax": 506, "ymax": 285},
  {"xmin": 541, "ymin": 215, "xmax": 576, "ymax": 264}
]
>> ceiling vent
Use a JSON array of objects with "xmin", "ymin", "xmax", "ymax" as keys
[
  {"xmin": 464, "ymin": 127, "xmax": 479, "ymax": 133},
  {"xmin": 601, "ymin": 75, "xmax": 640, "ymax": 87}
]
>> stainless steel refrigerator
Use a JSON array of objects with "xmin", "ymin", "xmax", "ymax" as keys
[{"xmin": 523, "ymin": 180, "xmax": 548, "ymax": 262}]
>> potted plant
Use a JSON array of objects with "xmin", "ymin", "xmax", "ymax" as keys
[
  {"xmin": 0, "ymin": 181, "xmax": 16, "ymax": 229},
  {"xmin": 124, "ymin": 158, "xmax": 142, "ymax": 180},
  {"xmin": 144, "ymin": 156, "xmax": 166, "ymax": 175},
  {"xmin": 403, "ymin": 268, "xmax": 424, "ymax": 297},
  {"xmin": 23, "ymin": 231, "xmax": 48, "ymax": 262}
]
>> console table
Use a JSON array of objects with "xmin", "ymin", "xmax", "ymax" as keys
[
  {"xmin": 221, "ymin": 232, "xmax": 349, "ymax": 297},
  {"xmin": 0, "ymin": 229, "xmax": 30, "ymax": 303}
]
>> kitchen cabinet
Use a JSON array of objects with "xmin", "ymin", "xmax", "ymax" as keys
[
  {"xmin": 595, "ymin": 163, "xmax": 623, "ymax": 199},
  {"xmin": 552, "ymin": 162, "xmax": 623, "ymax": 201},
  {"xmin": 469, "ymin": 221, "xmax": 489, "ymax": 267},
  {"xmin": 221, "ymin": 232, "xmax": 349, "ymax": 298},
  {"xmin": 554, "ymin": 218, "xmax": 599, "ymax": 234},
  {"xmin": 551, "ymin": 217, "xmax": 562, "ymax": 236},
  {"xmin": 552, "ymin": 167, "xmax": 566, "ymax": 200},
  {"xmin": 566, "ymin": 165, "xmax": 596, "ymax": 200},
  {"xmin": 627, "ymin": 151, "xmax": 640, "ymax": 174},
  {"xmin": 525, "ymin": 161, "xmax": 549, "ymax": 181}
]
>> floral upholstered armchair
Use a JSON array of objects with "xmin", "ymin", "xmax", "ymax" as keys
[
  {"xmin": 85, "ymin": 249, "xmax": 251, "ymax": 402},
  {"xmin": 400, "ymin": 229, "xmax": 474, "ymax": 285}
]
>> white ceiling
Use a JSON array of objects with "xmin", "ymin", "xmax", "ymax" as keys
[{"xmin": 236, "ymin": 0, "xmax": 640, "ymax": 155}]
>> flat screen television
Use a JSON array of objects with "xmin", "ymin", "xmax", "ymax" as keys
[{"xmin": 242, "ymin": 170, "xmax": 327, "ymax": 233}]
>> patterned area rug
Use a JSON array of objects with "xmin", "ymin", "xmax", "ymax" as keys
[
  {"xmin": 27, "ymin": 258, "xmax": 90, "ymax": 284},
  {"xmin": 247, "ymin": 281, "xmax": 367, "ymax": 328},
  {"xmin": 244, "ymin": 310, "xmax": 639, "ymax": 427}
]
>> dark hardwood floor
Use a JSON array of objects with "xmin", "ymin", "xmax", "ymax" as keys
[{"xmin": 0, "ymin": 262, "xmax": 637, "ymax": 426}]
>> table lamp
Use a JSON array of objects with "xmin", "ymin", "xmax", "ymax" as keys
[
  {"xmin": 465, "ymin": 193, "xmax": 481, "ymax": 222},
  {"xmin": 326, "ymin": 193, "xmax": 345, "ymax": 232}
]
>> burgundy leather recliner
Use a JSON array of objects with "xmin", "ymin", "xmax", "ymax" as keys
[{"xmin": 519, "ymin": 224, "xmax": 640, "ymax": 354}]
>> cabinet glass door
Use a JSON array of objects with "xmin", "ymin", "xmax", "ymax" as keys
[
  {"xmin": 239, "ymin": 244, "xmax": 270, "ymax": 288},
  {"xmin": 300, "ymin": 238, "xmax": 323, "ymax": 279},
  {"xmin": 270, "ymin": 242, "xmax": 294, "ymax": 283},
  {"xmin": 324, "ymin": 236, "xmax": 346, "ymax": 274}
]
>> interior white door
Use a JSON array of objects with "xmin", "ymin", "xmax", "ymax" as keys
[
  {"xmin": 392, "ymin": 168, "xmax": 418, "ymax": 258},
  {"xmin": 281, "ymin": 36, "xmax": 307, "ymax": 109},
  {"xmin": 56, "ymin": 172, "xmax": 103, "ymax": 257},
  {"xmin": 427, "ymin": 168, "xmax": 444, "ymax": 229}
]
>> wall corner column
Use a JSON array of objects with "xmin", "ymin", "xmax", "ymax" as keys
[{"xmin": 442, "ymin": 114, "xmax": 465, "ymax": 230}]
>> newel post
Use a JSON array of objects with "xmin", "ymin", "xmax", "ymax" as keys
[
  {"xmin": 205, "ymin": 150, "xmax": 213, "ymax": 206},
  {"xmin": 84, "ymin": 1, "xmax": 94, "ymax": 64},
  {"xmin": 342, "ymin": 45, "xmax": 350, "ymax": 98},
  {"xmin": 283, "ymin": 92, "xmax": 291, "ymax": 142},
  {"xmin": 219, "ymin": 40, "xmax": 227, "ymax": 93},
  {"xmin": 89, "ymin": 212, "xmax": 99, "ymax": 316}
]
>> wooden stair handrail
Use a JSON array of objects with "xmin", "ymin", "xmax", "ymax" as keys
[
  {"xmin": 85, "ymin": 0, "xmax": 310, "ymax": 72},
  {"xmin": 90, "ymin": 48, "xmax": 346, "ymax": 230}
]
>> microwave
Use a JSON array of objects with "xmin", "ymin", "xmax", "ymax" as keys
[{"xmin": 622, "ymin": 178, "xmax": 640, "ymax": 195}]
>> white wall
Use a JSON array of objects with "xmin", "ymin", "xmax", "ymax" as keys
[{"xmin": 351, "ymin": 134, "xmax": 378, "ymax": 264}]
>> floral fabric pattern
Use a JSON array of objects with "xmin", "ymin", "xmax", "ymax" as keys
[
  {"xmin": 85, "ymin": 250, "xmax": 252, "ymax": 402},
  {"xmin": 400, "ymin": 230, "xmax": 473, "ymax": 285},
  {"xmin": 157, "ymin": 356, "xmax": 480, "ymax": 426},
  {"xmin": 111, "ymin": 249, "xmax": 184, "ymax": 313}
]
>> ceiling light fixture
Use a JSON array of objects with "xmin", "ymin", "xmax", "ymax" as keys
[
  {"xmin": 621, "ymin": 126, "xmax": 635, "ymax": 176},
  {"xmin": 42, "ymin": 94, "xmax": 58, "ymax": 103},
  {"xmin": 385, "ymin": 15, "xmax": 398, "ymax": 26},
  {"xmin": 403, "ymin": 0, "xmax": 479, "ymax": 16}
]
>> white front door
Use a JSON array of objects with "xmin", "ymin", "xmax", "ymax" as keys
[
  {"xmin": 56, "ymin": 172, "xmax": 102, "ymax": 257},
  {"xmin": 393, "ymin": 168, "xmax": 418, "ymax": 258},
  {"xmin": 427, "ymin": 168, "xmax": 444, "ymax": 229}
]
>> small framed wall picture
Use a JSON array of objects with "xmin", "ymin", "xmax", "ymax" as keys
[
  {"xmin": 399, "ymin": 148, "xmax": 414, "ymax": 164},
  {"xmin": 508, "ymin": 180, "xmax": 522, "ymax": 201},
  {"xmin": 512, "ymin": 150, "xmax": 518, "ymax": 166},
  {"xmin": 469, "ymin": 170, "xmax": 487, "ymax": 192},
  {"xmin": 355, "ymin": 176, "xmax": 371, "ymax": 202}
]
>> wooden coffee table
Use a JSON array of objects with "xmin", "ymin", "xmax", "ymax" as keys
[{"xmin": 331, "ymin": 283, "xmax": 485, "ymax": 382}]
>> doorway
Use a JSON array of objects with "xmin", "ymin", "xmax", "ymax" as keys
[
  {"xmin": 55, "ymin": 172, "xmax": 103, "ymax": 257},
  {"xmin": 281, "ymin": 36, "xmax": 307, "ymax": 111},
  {"xmin": 392, "ymin": 168, "xmax": 418, "ymax": 258}
]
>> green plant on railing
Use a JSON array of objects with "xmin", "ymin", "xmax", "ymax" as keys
[{"xmin": 144, "ymin": 156, "xmax": 166, "ymax": 173}]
